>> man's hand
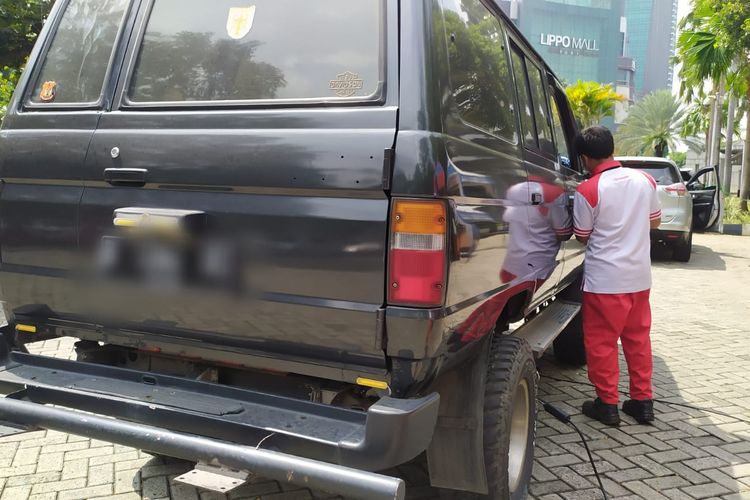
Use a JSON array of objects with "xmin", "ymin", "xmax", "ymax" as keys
[
  {"xmin": 576, "ymin": 235, "xmax": 590, "ymax": 245},
  {"xmin": 650, "ymin": 218, "xmax": 661, "ymax": 230}
]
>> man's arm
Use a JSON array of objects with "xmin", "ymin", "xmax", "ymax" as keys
[
  {"xmin": 650, "ymin": 218, "xmax": 661, "ymax": 230},
  {"xmin": 573, "ymin": 190, "xmax": 594, "ymax": 246}
]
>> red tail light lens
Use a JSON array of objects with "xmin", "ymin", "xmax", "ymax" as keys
[
  {"xmin": 665, "ymin": 183, "xmax": 687, "ymax": 197},
  {"xmin": 388, "ymin": 199, "xmax": 447, "ymax": 307}
]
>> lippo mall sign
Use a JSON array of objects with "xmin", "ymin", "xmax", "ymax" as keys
[{"xmin": 540, "ymin": 33, "xmax": 599, "ymax": 54}]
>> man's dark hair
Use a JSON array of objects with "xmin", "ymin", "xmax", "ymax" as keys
[{"xmin": 575, "ymin": 126, "xmax": 615, "ymax": 160}]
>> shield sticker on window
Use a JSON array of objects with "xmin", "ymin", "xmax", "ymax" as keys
[
  {"xmin": 39, "ymin": 81, "xmax": 58, "ymax": 102},
  {"xmin": 226, "ymin": 6, "xmax": 256, "ymax": 40}
]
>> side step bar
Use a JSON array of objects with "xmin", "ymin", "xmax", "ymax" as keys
[
  {"xmin": 0, "ymin": 397, "xmax": 405, "ymax": 500},
  {"xmin": 513, "ymin": 300, "xmax": 581, "ymax": 356}
]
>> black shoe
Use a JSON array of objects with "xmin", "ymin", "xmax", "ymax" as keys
[
  {"xmin": 582, "ymin": 398, "xmax": 620, "ymax": 426},
  {"xmin": 622, "ymin": 399, "xmax": 655, "ymax": 424}
]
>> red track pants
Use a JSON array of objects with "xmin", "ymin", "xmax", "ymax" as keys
[{"xmin": 582, "ymin": 290, "xmax": 653, "ymax": 404}]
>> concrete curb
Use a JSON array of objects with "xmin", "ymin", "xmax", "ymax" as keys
[{"xmin": 720, "ymin": 223, "xmax": 750, "ymax": 236}]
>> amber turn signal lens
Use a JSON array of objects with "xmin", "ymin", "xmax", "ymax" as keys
[{"xmin": 391, "ymin": 200, "xmax": 446, "ymax": 235}]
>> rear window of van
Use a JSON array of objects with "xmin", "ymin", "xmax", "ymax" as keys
[
  {"xmin": 127, "ymin": 0, "xmax": 384, "ymax": 104},
  {"xmin": 626, "ymin": 163, "xmax": 680, "ymax": 185}
]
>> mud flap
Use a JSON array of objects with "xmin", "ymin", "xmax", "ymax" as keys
[{"xmin": 426, "ymin": 336, "xmax": 491, "ymax": 494}]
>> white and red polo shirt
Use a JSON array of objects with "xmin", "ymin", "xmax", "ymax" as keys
[{"xmin": 573, "ymin": 160, "xmax": 661, "ymax": 294}]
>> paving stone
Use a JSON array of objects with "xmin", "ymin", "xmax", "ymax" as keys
[
  {"xmin": 58, "ymin": 484, "xmax": 114, "ymax": 500},
  {"xmin": 723, "ymin": 493, "xmax": 750, "ymax": 500},
  {"xmin": 614, "ymin": 444, "xmax": 657, "ymax": 457},
  {"xmin": 548, "ymin": 466, "xmax": 593, "ymax": 489},
  {"xmin": 530, "ymin": 480, "xmax": 573, "ymax": 496},
  {"xmin": 142, "ymin": 476, "xmax": 169, "ymax": 499},
  {"xmin": 622, "ymin": 480, "xmax": 671, "ymax": 500},
  {"xmin": 723, "ymin": 463, "xmax": 750, "ymax": 479},
  {"xmin": 684, "ymin": 456, "xmax": 731, "ymax": 471},
  {"xmin": 5, "ymin": 471, "xmax": 61, "ymax": 487},
  {"xmin": 605, "ymin": 467, "xmax": 652, "ymax": 483},
  {"xmin": 114, "ymin": 469, "xmax": 140, "ymax": 494},
  {"xmin": 538, "ymin": 454, "xmax": 582, "ymax": 468},
  {"xmin": 28, "ymin": 493, "xmax": 58, "ymax": 500},
  {"xmin": 648, "ymin": 449, "xmax": 693, "ymax": 464},
  {"xmin": 644, "ymin": 474, "xmax": 691, "ymax": 490},
  {"xmin": 1, "ymin": 485, "xmax": 32, "ymax": 500},
  {"xmin": 559, "ymin": 489, "xmax": 603, "ymax": 500},
  {"xmin": 29, "ymin": 477, "xmax": 87, "ymax": 495},
  {"xmin": 680, "ymin": 483, "xmax": 731, "ymax": 499},
  {"xmin": 88, "ymin": 462, "xmax": 114, "ymax": 486},
  {"xmin": 12, "ymin": 447, "xmax": 40, "ymax": 467}
]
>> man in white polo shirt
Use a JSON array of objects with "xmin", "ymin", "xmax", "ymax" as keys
[{"xmin": 573, "ymin": 126, "xmax": 661, "ymax": 426}]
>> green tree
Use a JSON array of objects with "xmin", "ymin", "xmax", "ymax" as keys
[
  {"xmin": 676, "ymin": 0, "xmax": 750, "ymax": 210},
  {"xmin": 0, "ymin": 66, "xmax": 19, "ymax": 122},
  {"xmin": 615, "ymin": 91, "xmax": 688, "ymax": 158},
  {"xmin": 564, "ymin": 80, "xmax": 624, "ymax": 128},
  {"xmin": 669, "ymin": 151, "xmax": 688, "ymax": 168},
  {"xmin": 0, "ymin": 0, "xmax": 53, "ymax": 69}
]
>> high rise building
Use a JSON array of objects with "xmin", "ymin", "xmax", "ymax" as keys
[
  {"xmin": 499, "ymin": 0, "xmax": 634, "ymax": 124},
  {"xmin": 624, "ymin": 0, "xmax": 679, "ymax": 99}
]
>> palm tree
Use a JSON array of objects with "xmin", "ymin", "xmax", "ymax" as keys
[
  {"xmin": 564, "ymin": 81, "xmax": 624, "ymax": 128},
  {"xmin": 675, "ymin": 0, "xmax": 750, "ymax": 209},
  {"xmin": 615, "ymin": 91, "xmax": 690, "ymax": 158}
]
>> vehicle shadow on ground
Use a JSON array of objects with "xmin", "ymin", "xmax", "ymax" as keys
[
  {"xmin": 533, "ymin": 351, "xmax": 750, "ymax": 498},
  {"xmin": 651, "ymin": 242, "xmax": 727, "ymax": 271}
]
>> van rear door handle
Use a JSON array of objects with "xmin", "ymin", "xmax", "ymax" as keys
[{"xmin": 104, "ymin": 168, "xmax": 147, "ymax": 187}]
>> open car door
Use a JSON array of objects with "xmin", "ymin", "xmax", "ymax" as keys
[{"xmin": 687, "ymin": 166, "xmax": 721, "ymax": 231}]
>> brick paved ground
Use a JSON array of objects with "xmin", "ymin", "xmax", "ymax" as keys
[{"xmin": 0, "ymin": 233, "xmax": 748, "ymax": 499}]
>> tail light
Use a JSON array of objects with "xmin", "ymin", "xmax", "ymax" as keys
[
  {"xmin": 388, "ymin": 199, "xmax": 447, "ymax": 307},
  {"xmin": 665, "ymin": 183, "xmax": 687, "ymax": 197}
]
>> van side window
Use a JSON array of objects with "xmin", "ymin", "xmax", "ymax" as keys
[
  {"xmin": 27, "ymin": 0, "xmax": 130, "ymax": 105},
  {"xmin": 526, "ymin": 62, "xmax": 556, "ymax": 157},
  {"xmin": 548, "ymin": 87, "xmax": 570, "ymax": 160},
  {"xmin": 509, "ymin": 47, "xmax": 536, "ymax": 150},
  {"xmin": 127, "ymin": 0, "xmax": 383, "ymax": 104},
  {"xmin": 442, "ymin": 0, "xmax": 518, "ymax": 143}
]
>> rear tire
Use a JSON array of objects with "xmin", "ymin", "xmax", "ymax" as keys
[
  {"xmin": 482, "ymin": 335, "xmax": 536, "ymax": 499},
  {"xmin": 673, "ymin": 231, "xmax": 692, "ymax": 262}
]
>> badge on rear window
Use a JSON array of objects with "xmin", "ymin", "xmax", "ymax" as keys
[
  {"xmin": 226, "ymin": 6, "xmax": 256, "ymax": 40},
  {"xmin": 329, "ymin": 72, "xmax": 364, "ymax": 98},
  {"xmin": 39, "ymin": 81, "xmax": 57, "ymax": 102}
]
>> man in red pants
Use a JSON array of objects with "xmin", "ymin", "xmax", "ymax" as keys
[{"xmin": 573, "ymin": 126, "xmax": 661, "ymax": 426}]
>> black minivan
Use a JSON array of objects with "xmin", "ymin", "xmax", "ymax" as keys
[{"xmin": 0, "ymin": 1, "xmax": 586, "ymax": 498}]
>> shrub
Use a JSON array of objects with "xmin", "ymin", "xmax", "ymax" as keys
[
  {"xmin": 0, "ymin": 67, "xmax": 20, "ymax": 122},
  {"xmin": 723, "ymin": 196, "xmax": 750, "ymax": 224}
]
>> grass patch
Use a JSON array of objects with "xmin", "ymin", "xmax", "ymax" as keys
[{"xmin": 723, "ymin": 196, "xmax": 750, "ymax": 224}]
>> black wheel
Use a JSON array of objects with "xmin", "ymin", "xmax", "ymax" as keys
[
  {"xmin": 553, "ymin": 313, "xmax": 586, "ymax": 366},
  {"xmin": 482, "ymin": 335, "xmax": 536, "ymax": 499},
  {"xmin": 672, "ymin": 231, "xmax": 692, "ymax": 262}
]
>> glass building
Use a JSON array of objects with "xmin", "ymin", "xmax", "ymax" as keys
[
  {"xmin": 624, "ymin": 0, "xmax": 678, "ymax": 99},
  {"xmin": 499, "ymin": 0, "xmax": 633, "ymax": 124}
]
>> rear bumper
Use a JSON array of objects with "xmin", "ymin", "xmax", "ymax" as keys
[
  {"xmin": 651, "ymin": 228, "xmax": 689, "ymax": 244},
  {"xmin": 0, "ymin": 398, "xmax": 405, "ymax": 500},
  {"xmin": 0, "ymin": 340, "xmax": 439, "ymax": 497}
]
